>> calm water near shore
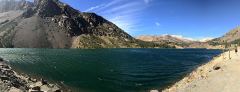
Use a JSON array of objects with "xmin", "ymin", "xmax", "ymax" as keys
[{"xmin": 0, "ymin": 48, "xmax": 221, "ymax": 92}]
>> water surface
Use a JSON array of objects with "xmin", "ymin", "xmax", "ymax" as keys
[{"xmin": 0, "ymin": 48, "xmax": 221, "ymax": 92}]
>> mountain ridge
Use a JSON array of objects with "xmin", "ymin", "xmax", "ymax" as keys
[
  {"xmin": 136, "ymin": 35, "xmax": 194, "ymax": 43},
  {"xmin": 136, "ymin": 33, "xmax": 238, "ymax": 49},
  {"xmin": 0, "ymin": 0, "xmax": 171, "ymax": 48},
  {"xmin": 136, "ymin": 35, "xmax": 195, "ymax": 48},
  {"xmin": 209, "ymin": 26, "xmax": 240, "ymax": 45}
]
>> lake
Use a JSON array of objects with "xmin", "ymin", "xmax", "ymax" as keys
[{"xmin": 0, "ymin": 48, "xmax": 221, "ymax": 92}]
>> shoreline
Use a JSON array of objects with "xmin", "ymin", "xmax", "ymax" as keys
[
  {"xmin": 159, "ymin": 48, "xmax": 240, "ymax": 92},
  {"xmin": 0, "ymin": 58, "xmax": 63, "ymax": 92}
]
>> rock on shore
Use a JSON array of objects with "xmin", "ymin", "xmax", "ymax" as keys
[{"xmin": 0, "ymin": 58, "xmax": 61, "ymax": 92}]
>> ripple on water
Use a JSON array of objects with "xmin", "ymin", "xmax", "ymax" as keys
[{"xmin": 0, "ymin": 48, "xmax": 221, "ymax": 92}]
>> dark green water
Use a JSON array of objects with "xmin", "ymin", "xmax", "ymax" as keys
[{"xmin": 0, "ymin": 48, "xmax": 221, "ymax": 92}]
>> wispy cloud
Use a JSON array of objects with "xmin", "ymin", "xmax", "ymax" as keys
[
  {"xmin": 84, "ymin": 4, "xmax": 105, "ymax": 12},
  {"xmin": 155, "ymin": 22, "xmax": 161, "ymax": 27},
  {"xmin": 84, "ymin": 0, "xmax": 148, "ymax": 34},
  {"xmin": 110, "ymin": 16, "xmax": 134, "ymax": 33},
  {"xmin": 101, "ymin": 2, "xmax": 141, "ymax": 14},
  {"xmin": 144, "ymin": 0, "xmax": 153, "ymax": 4},
  {"xmin": 86, "ymin": 0, "xmax": 123, "ymax": 12}
]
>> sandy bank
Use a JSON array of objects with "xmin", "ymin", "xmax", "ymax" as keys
[
  {"xmin": 159, "ymin": 48, "xmax": 240, "ymax": 92},
  {"xmin": 0, "ymin": 58, "xmax": 62, "ymax": 92}
]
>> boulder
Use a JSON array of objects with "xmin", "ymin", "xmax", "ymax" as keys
[{"xmin": 213, "ymin": 65, "xmax": 221, "ymax": 70}]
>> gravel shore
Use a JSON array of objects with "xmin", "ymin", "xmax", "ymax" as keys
[
  {"xmin": 0, "ymin": 58, "xmax": 62, "ymax": 92},
  {"xmin": 160, "ymin": 48, "xmax": 240, "ymax": 92}
]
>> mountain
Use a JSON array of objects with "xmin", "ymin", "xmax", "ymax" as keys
[
  {"xmin": 136, "ymin": 35, "xmax": 193, "ymax": 43},
  {"xmin": 136, "ymin": 35, "xmax": 225, "ymax": 49},
  {"xmin": 0, "ymin": 0, "xmax": 171, "ymax": 48},
  {"xmin": 0, "ymin": 0, "xmax": 33, "ymax": 13},
  {"xmin": 209, "ymin": 27, "xmax": 240, "ymax": 45},
  {"xmin": 190, "ymin": 26, "xmax": 240, "ymax": 49},
  {"xmin": 136, "ymin": 35, "xmax": 194, "ymax": 48}
]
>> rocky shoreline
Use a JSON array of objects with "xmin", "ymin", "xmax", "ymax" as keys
[
  {"xmin": 159, "ymin": 48, "xmax": 240, "ymax": 92},
  {"xmin": 0, "ymin": 58, "xmax": 62, "ymax": 92}
]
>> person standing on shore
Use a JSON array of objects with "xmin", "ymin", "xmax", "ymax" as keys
[
  {"xmin": 235, "ymin": 45, "xmax": 238, "ymax": 55},
  {"xmin": 222, "ymin": 41, "xmax": 226, "ymax": 60},
  {"xmin": 228, "ymin": 44, "xmax": 231, "ymax": 60}
]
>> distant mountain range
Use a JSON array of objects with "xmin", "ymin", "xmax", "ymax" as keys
[
  {"xmin": 136, "ymin": 35, "xmax": 194, "ymax": 48},
  {"xmin": 136, "ymin": 35, "xmax": 194, "ymax": 43},
  {"xmin": 137, "ymin": 28, "xmax": 240, "ymax": 48},
  {"xmin": 0, "ymin": 0, "xmax": 172, "ymax": 48}
]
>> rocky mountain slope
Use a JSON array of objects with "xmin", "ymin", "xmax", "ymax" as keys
[
  {"xmin": 0, "ymin": 0, "xmax": 170, "ymax": 48},
  {"xmin": 136, "ymin": 35, "xmax": 193, "ymax": 43},
  {"xmin": 209, "ymin": 27, "xmax": 240, "ymax": 45},
  {"xmin": 0, "ymin": 0, "xmax": 33, "ymax": 13},
  {"xmin": 136, "ymin": 35, "xmax": 194, "ymax": 48},
  {"xmin": 189, "ymin": 26, "xmax": 240, "ymax": 48},
  {"xmin": 137, "ymin": 27, "xmax": 240, "ymax": 49}
]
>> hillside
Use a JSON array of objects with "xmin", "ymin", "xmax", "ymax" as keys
[
  {"xmin": 0, "ymin": 0, "xmax": 171, "ymax": 48},
  {"xmin": 136, "ymin": 35, "xmax": 193, "ymax": 48},
  {"xmin": 136, "ymin": 35, "xmax": 193, "ymax": 43},
  {"xmin": 137, "ymin": 27, "xmax": 240, "ymax": 49},
  {"xmin": 209, "ymin": 27, "xmax": 240, "ymax": 45}
]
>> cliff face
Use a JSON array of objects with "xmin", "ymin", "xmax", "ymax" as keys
[{"xmin": 0, "ymin": 0, "xmax": 169, "ymax": 48}]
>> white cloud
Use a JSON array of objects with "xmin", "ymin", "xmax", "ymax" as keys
[
  {"xmin": 101, "ymin": 2, "xmax": 141, "ymax": 14},
  {"xmin": 144, "ymin": 0, "xmax": 153, "ymax": 4},
  {"xmin": 84, "ymin": 4, "xmax": 105, "ymax": 12},
  {"xmin": 84, "ymin": 0, "xmax": 148, "ymax": 34},
  {"xmin": 198, "ymin": 37, "xmax": 214, "ymax": 42},
  {"xmin": 91, "ymin": 0, "xmax": 123, "ymax": 12},
  {"xmin": 155, "ymin": 22, "xmax": 161, "ymax": 26},
  {"xmin": 109, "ymin": 15, "xmax": 140, "ymax": 34},
  {"xmin": 166, "ymin": 34, "xmax": 195, "ymax": 41}
]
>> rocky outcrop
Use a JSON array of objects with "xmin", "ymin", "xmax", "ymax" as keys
[
  {"xmin": 35, "ymin": 0, "xmax": 63, "ymax": 17},
  {"xmin": 0, "ymin": 58, "xmax": 61, "ymax": 92}
]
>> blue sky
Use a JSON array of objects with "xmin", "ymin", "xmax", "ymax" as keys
[{"xmin": 32, "ymin": 0, "xmax": 240, "ymax": 40}]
